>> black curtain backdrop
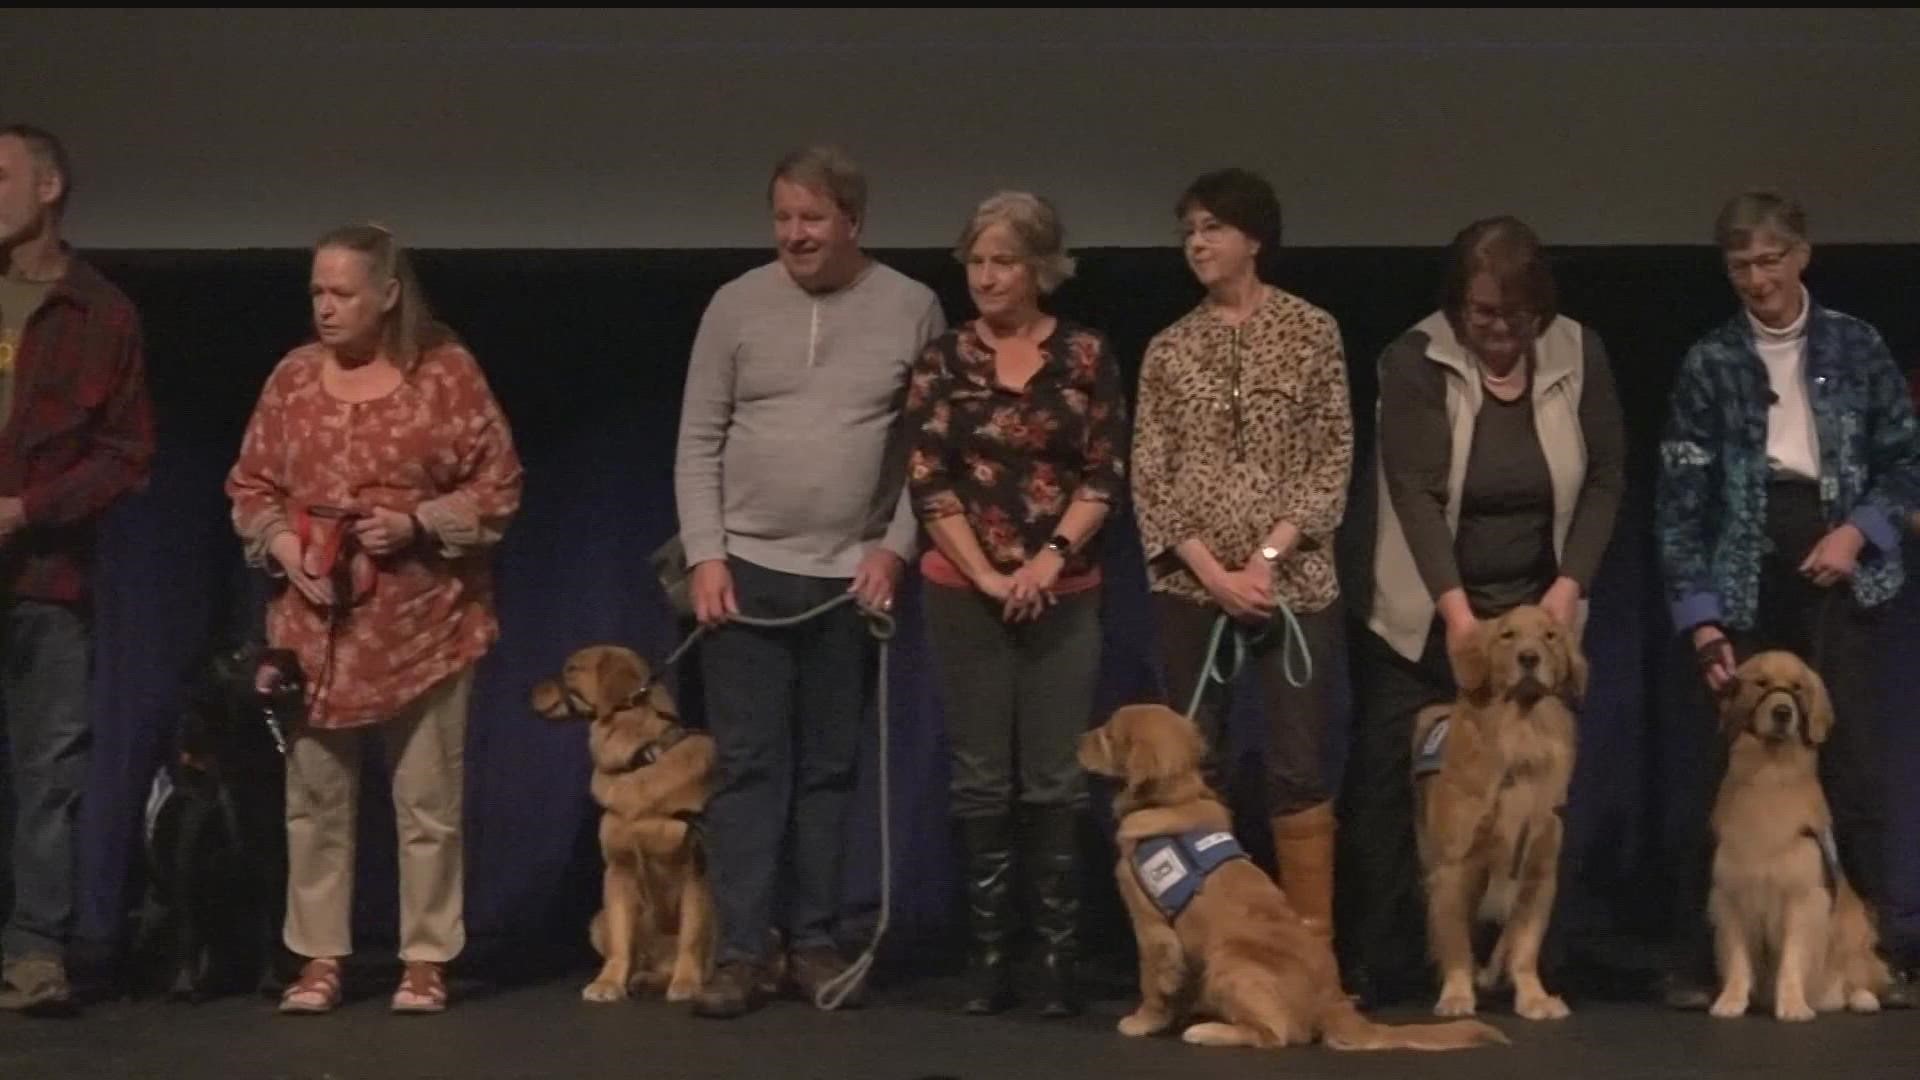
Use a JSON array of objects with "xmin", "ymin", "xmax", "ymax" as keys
[{"xmin": 46, "ymin": 244, "xmax": 1920, "ymax": 984}]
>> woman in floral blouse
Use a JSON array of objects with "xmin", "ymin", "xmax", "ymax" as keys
[
  {"xmin": 227, "ymin": 225, "xmax": 523, "ymax": 1015},
  {"xmin": 1130, "ymin": 168, "xmax": 1352, "ymax": 947},
  {"xmin": 903, "ymin": 191, "xmax": 1126, "ymax": 1019}
]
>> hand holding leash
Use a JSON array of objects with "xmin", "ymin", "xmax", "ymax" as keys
[
  {"xmin": 352, "ymin": 507, "xmax": 418, "ymax": 557},
  {"xmin": 268, "ymin": 530, "xmax": 335, "ymax": 608},
  {"xmin": 1692, "ymin": 624, "xmax": 1736, "ymax": 693}
]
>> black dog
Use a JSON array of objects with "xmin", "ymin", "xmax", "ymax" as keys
[{"xmin": 135, "ymin": 643, "xmax": 301, "ymax": 1000}]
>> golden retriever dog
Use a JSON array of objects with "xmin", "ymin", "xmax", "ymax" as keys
[
  {"xmin": 532, "ymin": 645, "xmax": 716, "ymax": 1004},
  {"xmin": 1411, "ymin": 604, "xmax": 1583, "ymax": 1021},
  {"xmin": 1080, "ymin": 704, "xmax": 1506, "ymax": 1052},
  {"xmin": 1707, "ymin": 650, "xmax": 1889, "ymax": 1021}
]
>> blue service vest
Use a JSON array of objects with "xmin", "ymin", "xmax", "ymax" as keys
[
  {"xmin": 1130, "ymin": 828, "xmax": 1250, "ymax": 919},
  {"xmin": 1414, "ymin": 713, "xmax": 1452, "ymax": 779}
]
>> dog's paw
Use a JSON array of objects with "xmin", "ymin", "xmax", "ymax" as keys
[
  {"xmin": 1118, "ymin": 1009, "xmax": 1170, "ymax": 1038},
  {"xmin": 1434, "ymin": 989, "xmax": 1478, "ymax": 1018},
  {"xmin": 665, "ymin": 977, "xmax": 700, "ymax": 1003},
  {"xmin": 1709, "ymin": 993, "xmax": 1749, "ymax": 1019},
  {"xmin": 1515, "ymin": 992, "xmax": 1570, "ymax": 1021},
  {"xmin": 1846, "ymin": 989, "xmax": 1881, "ymax": 1014},
  {"xmin": 1181, "ymin": 1022, "xmax": 1260, "ymax": 1047},
  {"xmin": 1774, "ymin": 998, "xmax": 1816, "ymax": 1023},
  {"xmin": 582, "ymin": 980, "xmax": 627, "ymax": 1004},
  {"xmin": 1475, "ymin": 964, "xmax": 1507, "ymax": 992}
]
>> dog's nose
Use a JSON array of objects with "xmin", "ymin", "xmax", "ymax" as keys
[
  {"xmin": 1771, "ymin": 703, "xmax": 1794, "ymax": 725},
  {"xmin": 1518, "ymin": 649, "xmax": 1540, "ymax": 669}
]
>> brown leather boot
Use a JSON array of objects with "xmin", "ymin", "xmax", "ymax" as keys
[{"xmin": 1272, "ymin": 801, "xmax": 1337, "ymax": 944}]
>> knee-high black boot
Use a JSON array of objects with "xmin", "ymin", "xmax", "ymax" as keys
[
  {"xmin": 955, "ymin": 814, "xmax": 1017, "ymax": 1014},
  {"xmin": 1024, "ymin": 804, "xmax": 1082, "ymax": 1018}
]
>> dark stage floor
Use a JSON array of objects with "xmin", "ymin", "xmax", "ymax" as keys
[{"xmin": 6, "ymin": 966, "xmax": 1919, "ymax": 1080}]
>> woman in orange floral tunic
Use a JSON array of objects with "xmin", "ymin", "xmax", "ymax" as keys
[
  {"xmin": 903, "ymin": 193, "xmax": 1126, "ymax": 1019},
  {"xmin": 226, "ymin": 225, "xmax": 522, "ymax": 1015}
]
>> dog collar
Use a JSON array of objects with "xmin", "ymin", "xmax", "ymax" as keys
[{"xmin": 622, "ymin": 721, "xmax": 691, "ymax": 772}]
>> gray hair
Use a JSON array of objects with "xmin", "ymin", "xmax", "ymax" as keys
[
  {"xmin": 768, "ymin": 145, "xmax": 867, "ymax": 225},
  {"xmin": 954, "ymin": 191, "xmax": 1077, "ymax": 294},
  {"xmin": 1714, "ymin": 189, "xmax": 1808, "ymax": 252}
]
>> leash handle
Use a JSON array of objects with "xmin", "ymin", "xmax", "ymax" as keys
[{"xmin": 1182, "ymin": 603, "xmax": 1314, "ymax": 723}]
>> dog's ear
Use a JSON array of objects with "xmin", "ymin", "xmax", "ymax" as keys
[
  {"xmin": 1716, "ymin": 662, "xmax": 1756, "ymax": 740},
  {"xmin": 1801, "ymin": 663, "xmax": 1835, "ymax": 745},
  {"xmin": 1078, "ymin": 725, "xmax": 1116, "ymax": 776},
  {"xmin": 648, "ymin": 679, "xmax": 679, "ymax": 719},
  {"xmin": 1449, "ymin": 619, "xmax": 1491, "ymax": 693},
  {"xmin": 530, "ymin": 679, "xmax": 568, "ymax": 719},
  {"xmin": 1558, "ymin": 625, "xmax": 1589, "ymax": 703},
  {"xmin": 593, "ymin": 648, "xmax": 647, "ymax": 713}
]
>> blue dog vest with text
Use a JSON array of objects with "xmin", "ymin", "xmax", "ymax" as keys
[{"xmin": 1131, "ymin": 829, "xmax": 1249, "ymax": 919}]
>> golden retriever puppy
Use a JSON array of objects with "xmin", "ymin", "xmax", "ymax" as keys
[
  {"xmin": 1412, "ymin": 605, "xmax": 1583, "ymax": 1021},
  {"xmin": 1708, "ymin": 650, "xmax": 1889, "ymax": 1021},
  {"xmin": 532, "ymin": 645, "xmax": 715, "ymax": 1004},
  {"xmin": 1081, "ymin": 704, "xmax": 1506, "ymax": 1052}
]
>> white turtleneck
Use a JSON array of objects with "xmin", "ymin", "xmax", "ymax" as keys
[{"xmin": 1751, "ymin": 288, "xmax": 1819, "ymax": 481}]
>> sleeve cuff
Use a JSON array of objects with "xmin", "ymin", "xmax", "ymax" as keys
[
  {"xmin": 680, "ymin": 534, "xmax": 726, "ymax": 567},
  {"xmin": 913, "ymin": 489, "xmax": 966, "ymax": 522},
  {"xmin": 1848, "ymin": 505, "xmax": 1898, "ymax": 554},
  {"xmin": 879, "ymin": 524, "xmax": 920, "ymax": 562},
  {"xmin": 1671, "ymin": 591, "xmax": 1724, "ymax": 634}
]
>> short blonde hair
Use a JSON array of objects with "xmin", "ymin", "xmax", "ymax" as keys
[{"xmin": 953, "ymin": 191, "xmax": 1077, "ymax": 294}]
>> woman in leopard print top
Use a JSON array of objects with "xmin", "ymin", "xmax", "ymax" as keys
[{"xmin": 1129, "ymin": 168, "xmax": 1353, "ymax": 947}]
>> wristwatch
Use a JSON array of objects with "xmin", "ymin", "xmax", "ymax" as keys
[
  {"xmin": 1258, "ymin": 544, "xmax": 1282, "ymax": 564},
  {"xmin": 1046, "ymin": 534, "xmax": 1073, "ymax": 556}
]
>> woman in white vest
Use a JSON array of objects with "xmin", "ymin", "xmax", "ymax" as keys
[{"xmin": 1336, "ymin": 217, "xmax": 1624, "ymax": 1006}]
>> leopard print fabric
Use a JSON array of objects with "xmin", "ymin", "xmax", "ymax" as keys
[{"xmin": 1131, "ymin": 288, "xmax": 1353, "ymax": 613}]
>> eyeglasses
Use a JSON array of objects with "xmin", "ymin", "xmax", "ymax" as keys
[
  {"xmin": 1179, "ymin": 219, "xmax": 1232, "ymax": 243},
  {"xmin": 1724, "ymin": 248, "xmax": 1796, "ymax": 277},
  {"xmin": 1465, "ymin": 302, "xmax": 1537, "ymax": 329}
]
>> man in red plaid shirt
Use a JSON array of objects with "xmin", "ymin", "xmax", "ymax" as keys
[{"xmin": 0, "ymin": 124, "xmax": 153, "ymax": 1014}]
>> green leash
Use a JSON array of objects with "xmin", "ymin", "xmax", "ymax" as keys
[{"xmin": 1183, "ymin": 603, "xmax": 1313, "ymax": 722}]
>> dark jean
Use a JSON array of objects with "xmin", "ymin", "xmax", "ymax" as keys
[
  {"xmin": 0, "ymin": 600, "xmax": 92, "ymax": 962},
  {"xmin": 699, "ymin": 557, "xmax": 872, "ymax": 966}
]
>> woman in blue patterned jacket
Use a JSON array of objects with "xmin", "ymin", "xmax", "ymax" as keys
[{"xmin": 1655, "ymin": 189, "xmax": 1920, "ymax": 1009}]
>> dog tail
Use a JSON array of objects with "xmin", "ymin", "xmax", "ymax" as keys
[{"xmin": 1320, "ymin": 998, "xmax": 1508, "ymax": 1051}]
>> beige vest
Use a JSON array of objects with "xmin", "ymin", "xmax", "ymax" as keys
[{"xmin": 1366, "ymin": 312, "xmax": 1593, "ymax": 661}]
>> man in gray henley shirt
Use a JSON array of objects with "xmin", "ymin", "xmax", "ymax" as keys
[{"xmin": 673, "ymin": 146, "xmax": 944, "ymax": 1018}]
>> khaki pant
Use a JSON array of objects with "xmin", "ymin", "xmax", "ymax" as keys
[{"xmin": 284, "ymin": 668, "xmax": 471, "ymax": 962}]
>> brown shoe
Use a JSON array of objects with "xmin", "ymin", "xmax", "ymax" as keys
[
  {"xmin": 0, "ymin": 956, "xmax": 75, "ymax": 1016},
  {"xmin": 788, "ymin": 945, "xmax": 865, "ymax": 1009},
  {"xmin": 1272, "ymin": 801, "xmax": 1337, "ymax": 945},
  {"xmin": 692, "ymin": 959, "xmax": 765, "ymax": 1019}
]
